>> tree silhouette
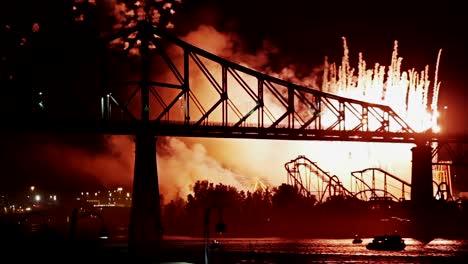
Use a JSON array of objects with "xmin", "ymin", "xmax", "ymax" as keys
[{"xmin": 162, "ymin": 197, "xmax": 186, "ymax": 235}]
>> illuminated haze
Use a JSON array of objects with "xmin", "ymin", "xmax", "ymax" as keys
[
  {"xmin": 60, "ymin": 1, "xmax": 442, "ymax": 202},
  {"xmin": 160, "ymin": 25, "xmax": 440, "ymax": 201}
]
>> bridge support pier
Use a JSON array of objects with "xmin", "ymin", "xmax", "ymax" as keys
[
  {"xmin": 410, "ymin": 143, "xmax": 435, "ymax": 240},
  {"xmin": 411, "ymin": 143, "xmax": 433, "ymax": 204},
  {"xmin": 128, "ymin": 132, "xmax": 162, "ymax": 260}
]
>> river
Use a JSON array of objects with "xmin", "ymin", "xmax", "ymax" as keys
[{"xmin": 162, "ymin": 236, "xmax": 468, "ymax": 263}]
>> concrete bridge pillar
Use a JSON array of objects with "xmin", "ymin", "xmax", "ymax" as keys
[
  {"xmin": 410, "ymin": 143, "xmax": 435, "ymax": 240},
  {"xmin": 128, "ymin": 132, "xmax": 162, "ymax": 260},
  {"xmin": 411, "ymin": 143, "xmax": 434, "ymax": 205}
]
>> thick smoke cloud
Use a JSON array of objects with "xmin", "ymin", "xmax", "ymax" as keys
[{"xmin": 156, "ymin": 137, "xmax": 246, "ymax": 201}]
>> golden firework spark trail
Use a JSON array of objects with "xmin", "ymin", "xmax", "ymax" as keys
[
  {"xmin": 322, "ymin": 37, "xmax": 441, "ymax": 133},
  {"xmin": 432, "ymin": 49, "xmax": 443, "ymax": 132}
]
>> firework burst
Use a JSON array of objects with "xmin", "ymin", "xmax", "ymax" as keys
[
  {"xmin": 111, "ymin": 0, "xmax": 183, "ymax": 30},
  {"xmin": 103, "ymin": 0, "xmax": 184, "ymax": 56},
  {"xmin": 322, "ymin": 38, "xmax": 442, "ymax": 133}
]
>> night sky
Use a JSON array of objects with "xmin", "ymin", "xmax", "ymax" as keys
[{"xmin": 0, "ymin": 0, "xmax": 466, "ymax": 194}]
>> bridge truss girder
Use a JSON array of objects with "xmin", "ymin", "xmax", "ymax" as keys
[
  {"xmin": 100, "ymin": 23, "xmax": 418, "ymax": 142},
  {"xmin": 6, "ymin": 22, "xmax": 467, "ymax": 146}
]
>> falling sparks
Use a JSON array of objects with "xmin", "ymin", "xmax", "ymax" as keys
[
  {"xmin": 72, "ymin": 0, "xmax": 96, "ymax": 22},
  {"xmin": 431, "ymin": 49, "xmax": 443, "ymax": 133},
  {"xmin": 111, "ymin": 0, "xmax": 183, "ymax": 30},
  {"xmin": 70, "ymin": 0, "xmax": 183, "ymax": 54},
  {"xmin": 322, "ymin": 37, "xmax": 442, "ymax": 133},
  {"xmin": 105, "ymin": 0, "xmax": 183, "ymax": 56}
]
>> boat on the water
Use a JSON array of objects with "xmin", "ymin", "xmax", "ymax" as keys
[
  {"xmin": 352, "ymin": 235, "xmax": 362, "ymax": 244},
  {"xmin": 366, "ymin": 234, "xmax": 406, "ymax": 250},
  {"xmin": 209, "ymin": 239, "xmax": 223, "ymax": 250}
]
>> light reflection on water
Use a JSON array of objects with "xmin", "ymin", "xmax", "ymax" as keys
[{"xmin": 163, "ymin": 236, "xmax": 468, "ymax": 263}]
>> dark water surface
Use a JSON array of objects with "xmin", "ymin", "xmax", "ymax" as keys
[{"xmin": 162, "ymin": 236, "xmax": 468, "ymax": 264}]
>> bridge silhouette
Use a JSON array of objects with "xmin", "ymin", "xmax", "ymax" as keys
[
  {"xmin": 2, "ymin": 12, "xmax": 468, "ymax": 259},
  {"xmin": 10, "ymin": 24, "xmax": 465, "ymax": 145}
]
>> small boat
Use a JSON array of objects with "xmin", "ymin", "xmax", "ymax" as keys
[
  {"xmin": 366, "ymin": 234, "xmax": 406, "ymax": 251},
  {"xmin": 209, "ymin": 239, "xmax": 223, "ymax": 250},
  {"xmin": 352, "ymin": 235, "xmax": 363, "ymax": 244}
]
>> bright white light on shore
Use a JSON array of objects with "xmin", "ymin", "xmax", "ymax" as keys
[
  {"xmin": 35, "ymin": 195, "xmax": 41, "ymax": 202},
  {"xmin": 30, "ymin": 186, "xmax": 35, "ymax": 191}
]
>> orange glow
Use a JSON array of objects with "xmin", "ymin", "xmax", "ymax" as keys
[
  {"xmin": 102, "ymin": 19, "xmax": 444, "ymax": 201},
  {"xmin": 154, "ymin": 26, "xmax": 442, "ymax": 200}
]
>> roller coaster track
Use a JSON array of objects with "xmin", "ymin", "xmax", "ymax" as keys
[
  {"xmin": 351, "ymin": 167, "xmax": 454, "ymax": 201},
  {"xmin": 347, "ymin": 175, "xmax": 399, "ymax": 201},
  {"xmin": 284, "ymin": 155, "xmax": 353, "ymax": 203},
  {"xmin": 284, "ymin": 155, "xmax": 411, "ymax": 202},
  {"xmin": 350, "ymin": 168, "xmax": 412, "ymax": 201},
  {"xmin": 285, "ymin": 155, "xmax": 453, "ymax": 202}
]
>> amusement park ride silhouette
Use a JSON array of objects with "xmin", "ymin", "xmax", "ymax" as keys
[
  {"xmin": 285, "ymin": 155, "xmax": 454, "ymax": 203},
  {"xmin": 4, "ymin": 0, "xmax": 468, "ymax": 259}
]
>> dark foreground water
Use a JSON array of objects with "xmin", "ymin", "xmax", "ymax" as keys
[
  {"xmin": 161, "ymin": 236, "xmax": 468, "ymax": 264},
  {"xmin": 3, "ymin": 230, "xmax": 468, "ymax": 263}
]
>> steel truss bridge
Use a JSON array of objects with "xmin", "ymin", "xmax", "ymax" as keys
[
  {"xmin": 285, "ymin": 155, "xmax": 454, "ymax": 203},
  {"xmin": 5, "ymin": 24, "xmax": 466, "ymax": 149}
]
